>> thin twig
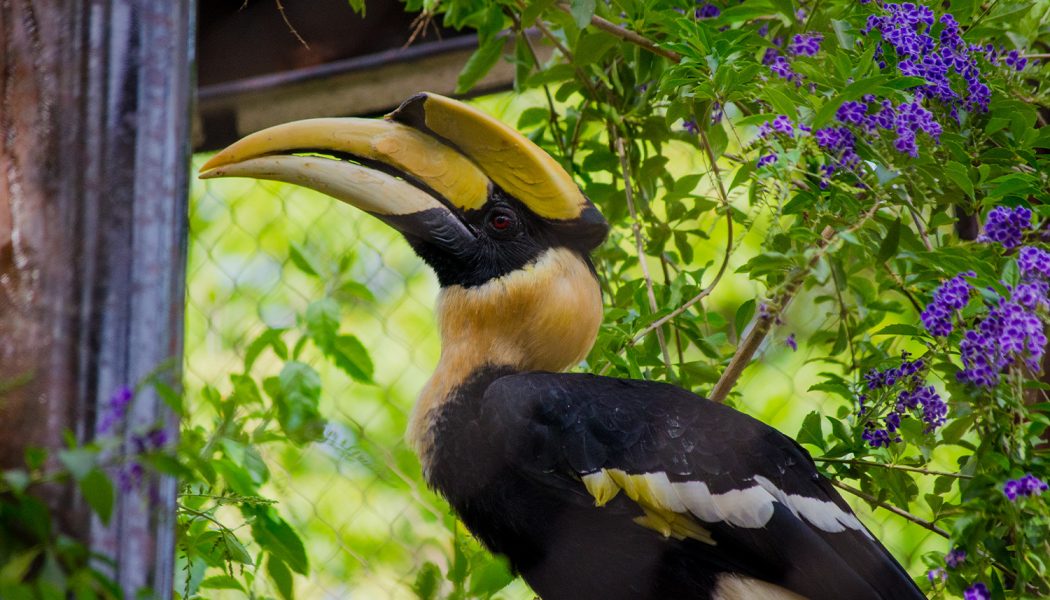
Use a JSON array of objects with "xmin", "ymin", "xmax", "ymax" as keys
[
  {"xmin": 901, "ymin": 197, "xmax": 934, "ymax": 252},
  {"xmin": 814, "ymin": 457, "xmax": 974, "ymax": 479},
  {"xmin": 274, "ymin": 0, "xmax": 309, "ymax": 49},
  {"xmin": 615, "ymin": 132, "xmax": 673, "ymax": 375},
  {"xmin": 556, "ymin": 4, "xmax": 682, "ymax": 62},
  {"xmin": 831, "ymin": 480, "xmax": 950, "ymax": 538}
]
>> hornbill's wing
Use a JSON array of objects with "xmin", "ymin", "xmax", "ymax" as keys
[{"xmin": 480, "ymin": 371, "xmax": 925, "ymax": 600}]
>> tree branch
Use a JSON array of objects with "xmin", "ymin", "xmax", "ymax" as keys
[
  {"xmin": 709, "ymin": 202, "xmax": 882, "ymax": 403},
  {"xmin": 814, "ymin": 457, "xmax": 974, "ymax": 479},
  {"xmin": 830, "ymin": 480, "xmax": 950, "ymax": 538},
  {"xmin": 555, "ymin": 4, "xmax": 682, "ymax": 63}
]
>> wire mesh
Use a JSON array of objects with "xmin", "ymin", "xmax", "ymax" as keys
[{"xmin": 185, "ymin": 103, "xmax": 945, "ymax": 598}]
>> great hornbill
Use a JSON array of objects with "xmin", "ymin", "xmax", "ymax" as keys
[{"xmin": 200, "ymin": 92, "xmax": 926, "ymax": 600}]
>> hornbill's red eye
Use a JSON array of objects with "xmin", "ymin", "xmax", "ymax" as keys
[{"xmin": 488, "ymin": 210, "xmax": 516, "ymax": 232}]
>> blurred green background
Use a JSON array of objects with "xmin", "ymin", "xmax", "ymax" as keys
[{"xmin": 186, "ymin": 92, "xmax": 946, "ymax": 599}]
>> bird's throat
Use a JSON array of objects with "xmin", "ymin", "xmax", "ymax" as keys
[{"xmin": 408, "ymin": 247, "xmax": 603, "ymax": 461}]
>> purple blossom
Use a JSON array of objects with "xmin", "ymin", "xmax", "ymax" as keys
[
  {"xmin": 957, "ymin": 298, "xmax": 1047, "ymax": 387},
  {"xmin": 863, "ymin": 4, "xmax": 992, "ymax": 114},
  {"xmin": 132, "ymin": 426, "xmax": 171, "ymax": 454},
  {"xmin": 785, "ymin": 333, "xmax": 797, "ymax": 351},
  {"xmin": 768, "ymin": 53, "xmax": 803, "ymax": 86},
  {"xmin": 979, "ymin": 206, "xmax": 1031, "ymax": 248},
  {"xmin": 98, "ymin": 386, "xmax": 134, "ymax": 434},
  {"xmin": 772, "ymin": 115, "xmax": 794, "ymax": 135},
  {"xmin": 836, "ymin": 101, "xmax": 868, "ymax": 125},
  {"xmin": 921, "ymin": 274, "xmax": 973, "ymax": 336},
  {"xmin": 695, "ymin": 3, "xmax": 720, "ymax": 19},
  {"xmin": 758, "ymin": 153, "xmax": 778, "ymax": 167},
  {"xmin": 1003, "ymin": 474, "xmax": 1048, "ymax": 500},
  {"xmin": 964, "ymin": 583, "xmax": 990, "ymax": 600},
  {"xmin": 862, "ymin": 427, "xmax": 892, "ymax": 448},
  {"xmin": 1019, "ymin": 246, "xmax": 1050, "ymax": 279},
  {"xmin": 789, "ymin": 33, "xmax": 823, "ymax": 57},
  {"xmin": 945, "ymin": 548, "xmax": 966, "ymax": 568},
  {"xmin": 119, "ymin": 462, "xmax": 144, "ymax": 492},
  {"xmin": 682, "ymin": 119, "xmax": 700, "ymax": 135},
  {"xmin": 1005, "ymin": 50, "xmax": 1028, "ymax": 71},
  {"xmin": 927, "ymin": 568, "xmax": 947, "ymax": 583}
]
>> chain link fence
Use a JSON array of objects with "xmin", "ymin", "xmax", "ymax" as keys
[{"xmin": 185, "ymin": 98, "xmax": 942, "ymax": 598}]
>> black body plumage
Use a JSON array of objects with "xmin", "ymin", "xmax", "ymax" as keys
[{"xmin": 426, "ymin": 368, "xmax": 926, "ymax": 600}]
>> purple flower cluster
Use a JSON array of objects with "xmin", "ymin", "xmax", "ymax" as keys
[
  {"xmin": 860, "ymin": 354, "xmax": 946, "ymax": 446},
  {"xmin": 863, "ymin": 5, "xmax": 992, "ymax": 114},
  {"xmin": 945, "ymin": 548, "xmax": 966, "ymax": 568},
  {"xmin": 1002, "ymin": 473, "xmax": 1048, "ymax": 500},
  {"xmin": 921, "ymin": 273, "xmax": 973, "ymax": 336},
  {"xmin": 764, "ymin": 49, "xmax": 803, "ymax": 86},
  {"xmin": 814, "ymin": 126, "xmax": 859, "ymax": 184},
  {"xmin": 957, "ymin": 298, "xmax": 1047, "ymax": 386},
  {"xmin": 695, "ymin": 3, "xmax": 720, "ymax": 19},
  {"xmin": 98, "ymin": 386, "xmax": 134, "ymax": 434},
  {"xmin": 682, "ymin": 119, "xmax": 700, "ymax": 135},
  {"xmin": 979, "ymin": 206, "xmax": 1031, "ymax": 249},
  {"xmin": 831, "ymin": 97, "xmax": 941, "ymax": 159},
  {"xmin": 758, "ymin": 154, "xmax": 778, "ymax": 167},
  {"xmin": 964, "ymin": 583, "xmax": 991, "ymax": 600},
  {"xmin": 927, "ymin": 568, "xmax": 947, "ymax": 583},
  {"xmin": 789, "ymin": 33, "xmax": 823, "ymax": 57},
  {"xmin": 1019, "ymin": 246, "xmax": 1050, "ymax": 279},
  {"xmin": 131, "ymin": 426, "xmax": 171, "ymax": 454},
  {"xmin": 1004, "ymin": 50, "xmax": 1028, "ymax": 72}
]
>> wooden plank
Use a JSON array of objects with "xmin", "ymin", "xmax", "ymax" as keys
[
  {"xmin": 0, "ymin": 1, "xmax": 193, "ymax": 597},
  {"xmin": 194, "ymin": 34, "xmax": 550, "ymax": 152}
]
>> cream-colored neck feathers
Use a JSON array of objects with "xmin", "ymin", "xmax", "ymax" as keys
[{"xmin": 408, "ymin": 247, "xmax": 604, "ymax": 460}]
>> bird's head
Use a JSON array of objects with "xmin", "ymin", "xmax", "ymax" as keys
[{"xmin": 200, "ymin": 93, "xmax": 608, "ymax": 377}]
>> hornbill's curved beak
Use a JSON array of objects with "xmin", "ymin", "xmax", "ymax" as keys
[{"xmin": 198, "ymin": 92, "xmax": 596, "ymax": 258}]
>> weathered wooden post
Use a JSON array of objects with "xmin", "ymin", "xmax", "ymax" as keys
[{"xmin": 0, "ymin": 1, "xmax": 194, "ymax": 596}]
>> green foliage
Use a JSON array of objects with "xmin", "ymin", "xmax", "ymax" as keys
[
  {"xmin": 399, "ymin": 0, "xmax": 1050, "ymax": 597},
  {"xmin": 3, "ymin": 1, "xmax": 1049, "ymax": 598}
]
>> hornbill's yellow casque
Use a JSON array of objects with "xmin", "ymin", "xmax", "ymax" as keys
[{"xmin": 200, "ymin": 93, "xmax": 926, "ymax": 600}]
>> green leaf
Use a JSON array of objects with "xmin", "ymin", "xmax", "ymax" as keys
[
  {"xmin": 268, "ymin": 556, "xmax": 294, "ymax": 600},
  {"xmin": 333, "ymin": 281, "xmax": 376, "ymax": 304},
  {"xmin": 872, "ymin": 323, "xmax": 922, "ymax": 336},
  {"xmin": 456, "ymin": 35, "xmax": 505, "ymax": 94},
  {"xmin": 245, "ymin": 329, "xmax": 288, "ymax": 371},
  {"xmin": 288, "ymin": 243, "xmax": 322, "ymax": 278},
  {"xmin": 0, "ymin": 548, "xmax": 40, "ymax": 583},
  {"xmin": 223, "ymin": 531, "xmax": 254, "ymax": 565},
  {"xmin": 305, "ymin": 299, "xmax": 341, "ymax": 348},
  {"xmin": 200, "ymin": 575, "xmax": 245, "ymax": 592},
  {"xmin": 412, "ymin": 562, "xmax": 442, "ymax": 600},
  {"xmin": 249, "ymin": 507, "xmax": 309, "ymax": 575},
  {"xmin": 569, "ymin": 0, "xmax": 596, "ymax": 29},
  {"xmin": 80, "ymin": 468, "xmax": 114, "ymax": 525},
  {"xmin": 797, "ymin": 411, "xmax": 827, "ymax": 451},
  {"xmin": 469, "ymin": 555, "xmax": 515, "ymax": 596},
  {"xmin": 734, "ymin": 299, "xmax": 756, "ymax": 338},
  {"xmin": 273, "ymin": 362, "xmax": 325, "ymax": 445},
  {"xmin": 876, "ymin": 218, "xmax": 901, "ymax": 262},
  {"xmin": 58, "ymin": 448, "xmax": 97, "ymax": 481},
  {"xmin": 944, "ymin": 161, "xmax": 974, "ymax": 199},
  {"xmin": 2, "ymin": 469, "xmax": 29, "ymax": 494},
  {"xmin": 326, "ymin": 335, "xmax": 375, "ymax": 384}
]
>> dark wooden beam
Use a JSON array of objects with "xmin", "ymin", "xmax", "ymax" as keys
[
  {"xmin": 0, "ymin": 1, "xmax": 193, "ymax": 596},
  {"xmin": 194, "ymin": 33, "xmax": 546, "ymax": 152}
]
